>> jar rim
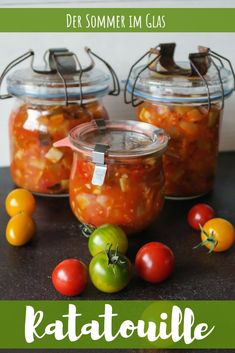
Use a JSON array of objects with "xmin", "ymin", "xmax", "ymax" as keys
[{"xmin": 69, "ymin": 120, "xmax": 169, "ymax": 158}]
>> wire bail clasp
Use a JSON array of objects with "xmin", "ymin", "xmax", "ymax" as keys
[
  {"xmin": 124, "ymin": 46, "xmax": 161, "ymax": 107},
  {"xmin": 124, "ymin": 42, "xmax": 235, "ymax": 111},
  {"xmin": 0, "ymin": 47, "xmax": 120, "ymax": 106},
  {"xmin": 41, "ymin": 48, "xmax": 82, "ymax": 105},
  {"xmin": 0, "ymin": 50, "xmax": 34, "ymax": 100},
  {"xmin": 85, "ymin": 47, "xmax": 120, "ymax": 96}
]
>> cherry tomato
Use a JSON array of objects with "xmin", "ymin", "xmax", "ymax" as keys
[
  {"xmin": 6, "ymin": 212, "xmax": 36, "ymax": 246},
  {"xmin": 88, "ymin": 224, "xmax": 128, "ymax": 257},
  {"xmin": 89, "ymin": 248, "xmax": 131, "ymax": 293},
  {"xmin": 52, "ymin": 259, "xmax": 88, "ymax": 296},
  {"xmin": 187, "ymin": 203, "xmax": 215, "ymax": 231},
  {"xmin": 5, "ymin": 188, "xmax": 36, "ymax": 217},
  {"xmin": 135, "ymin": 242, "xmax": 175, "ymax": 283},
  {"xmin": 198, "ymin": 218, "xmax": 235, "ymax": 253}
]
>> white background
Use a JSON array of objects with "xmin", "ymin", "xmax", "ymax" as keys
[{"xmin": 0, "ymin": 0, "xmax": 235, "ymax": 166}]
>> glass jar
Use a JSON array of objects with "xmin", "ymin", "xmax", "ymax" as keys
[
  {"xmin": 2, "ymin": 48, "xmax": 119, "ymax": 195},
  {"xmin": 125, "ymin": 43, "xmax": 234, "ymax": 199},
  {"xmin": 54, "ymin": 120, "xmax": 169, "ymax": 234}
]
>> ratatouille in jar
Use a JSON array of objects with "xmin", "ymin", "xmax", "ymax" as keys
[
  {"xmin": 54, "ymin": 120, "xmax": 169, "ymax": 234},
  {"xmin": 125, "ymin": 43, "xmax": 234, "ymax": 198},
  {"xmin": 1, "ymin": 48, "xmax": 119, "ymax": 195}
]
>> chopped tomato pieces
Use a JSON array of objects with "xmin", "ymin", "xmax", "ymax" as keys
[
  {"xmin": 70, "ymin": 155, "xmax": 164, "ymax": 234},
  {"xmin": 9, "ymin": 101, "xmax": 109, "ymax": 195},
  {"xmin": 137, "ymin": 102, "xmax": 222, "ymax": 198}
]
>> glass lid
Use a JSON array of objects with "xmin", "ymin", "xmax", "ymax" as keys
[
  {"xmin": 126, "ymin": 43, "xmax": 235, "ymax": 104},
  {"xmin": 7, "ymin": 67, "xmax": 111, "ymax": 100},
  {"xmin": 69, "ymin": 119, "xmax": 169, "ymax": 158},
  {"xmin": 4, "ymin": 47, "xmax": 117, "ymax": 103},
  {"xmin": 128, "ymin": 64, "xmax": 234, "ymax": 103}
]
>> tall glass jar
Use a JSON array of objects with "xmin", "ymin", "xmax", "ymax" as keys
[
  {"xmin": 54, "ymin": 120, "xmax": 169, "ymax": 234},
  {"xmin": 2, "ymin": 48, "xmax": 119, "ymax": 195},
  {"xmin": 125, "ymin": 43, "xmax": 234, "ymax": 199}
]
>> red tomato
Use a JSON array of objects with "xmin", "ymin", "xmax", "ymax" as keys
[
  {"xmin": 135, "ymin": 242, "xmax": 175, "ymax": 283},
  {"xmin": 187, "ymin": 203, "xmax": 215, "ymax": 230},
  {"xmin": 52, "ymin": 259, "xmax": 88, "ymax": 296}
]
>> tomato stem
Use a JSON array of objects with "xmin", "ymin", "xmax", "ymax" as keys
[
  {"xmin": 193, "ymin": 224, "xmax": 218, "ymax": 254},
  {"xmin": 80, "ymin": 223, "xmax": 96, "ymax": 238},
  {"xmin": 105, "ymin": 244, "xmax": 125, "ymax": 266}
]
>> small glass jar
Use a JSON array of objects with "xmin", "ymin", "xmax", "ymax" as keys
[
  {"xmin": 2, "ymin": 48, "xmax": 119, "ymax": 195},
  {"xmin": 54, "ymin": 120, "xmax": 169, "ymax": 234},
  {"xmin": 126, "ymin": 43, "xmax": 234, "ymax": 199}
]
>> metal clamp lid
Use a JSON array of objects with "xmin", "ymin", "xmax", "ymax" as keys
[
  {"xmin": 124, "ymin": 43, "xmax": 235, "ymax": 110},
  {"xmin": 0, "ymin": 47, "xmax": 120, "ymax": 105}
]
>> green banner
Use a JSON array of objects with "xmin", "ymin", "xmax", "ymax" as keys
[
  {"xmin": 0, "ymin": 8, "xmax": 234, "ymax": 32},
  {"xmin": 0, "ymin": 300, "xmax": 234, "ymax": 348}
]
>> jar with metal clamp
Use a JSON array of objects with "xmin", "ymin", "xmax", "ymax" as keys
[
  {"xmin": 1, "ymin": 47, "xmax": 119, "ymax": 195},
  {"xmin": 54, "ymin": 119, "xmax": 169, "ymax": 234},
  {"xmin": 125, "ymin": 43, "xmax": 235, "ymax": 199}
]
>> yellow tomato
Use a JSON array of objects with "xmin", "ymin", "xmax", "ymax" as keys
[
  {"xmin": 5, "ymin": 188, "xmax": 36, "ymax": 217},
  {"xmin": 201, "ymin": 218, "xmax": 235, "ymax": 252},
  {"xmin": 6, "ymin": 212, "xmax": 36, "ymax": 246}
]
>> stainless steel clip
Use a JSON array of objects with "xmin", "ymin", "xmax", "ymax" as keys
[
  {"xmin": 94, "ymin": 119, "xmax": 106, "ymax": 131},
  {"xmin": 92, "ymin": 143, "xmax": 109, "ymax": 186}
]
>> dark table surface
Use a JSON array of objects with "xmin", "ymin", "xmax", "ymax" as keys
[{"xmin": 0, "ymin": 152, "xmax": 235, "ymax": 353}]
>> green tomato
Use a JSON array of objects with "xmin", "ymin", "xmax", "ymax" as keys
[
  {"xmin": 88, "ymin": 224, "xmax": 128, "ymax": 257},
  {"xmin": 89, "ymin": 248, "xmax": 131, "ymax": 293}
]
